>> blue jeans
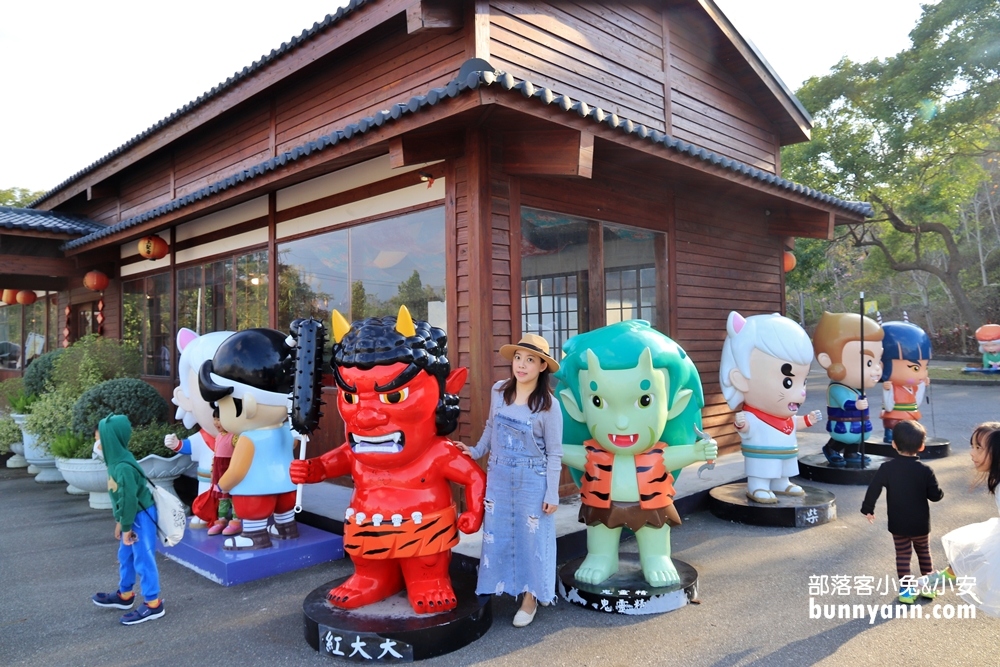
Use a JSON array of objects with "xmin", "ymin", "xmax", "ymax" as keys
[{"xmin": 118, "ymin": 505, "xmax": 160, "ymax": 600}]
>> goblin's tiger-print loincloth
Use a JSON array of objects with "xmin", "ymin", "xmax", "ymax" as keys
[{"xmin": 344, "ymin": 505, "xmax": 459, "ymax": 559}]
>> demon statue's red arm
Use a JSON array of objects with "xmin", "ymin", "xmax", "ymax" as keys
[
  {"xmin": 442, "ymin": 442, "xmax": 487, "ymax": 533},
  {"xmin": 290, "ymin": 443, "xmax": 352, "ymax": 484}
]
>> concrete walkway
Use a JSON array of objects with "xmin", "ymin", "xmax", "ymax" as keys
[{"xmin": 2, "ymin": 376, "xmax": 998, "ymax": 666}]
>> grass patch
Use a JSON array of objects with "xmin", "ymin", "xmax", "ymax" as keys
[{"xmin": 928, "ymin": 366, "xmax": 997, "ymax": 381}]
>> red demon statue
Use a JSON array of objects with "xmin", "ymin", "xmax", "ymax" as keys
[{"xmin": 290, "ymin": 306, "xmax": 486, "ymax": 614}]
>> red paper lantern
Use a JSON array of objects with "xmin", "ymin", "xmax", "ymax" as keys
[
  {"xmin": 1, "ymin": 289, "xmax": 17, "ymax": 305},
  {"xmin": 83, "ymin": 270, "xmax": 110, "ymax": 292},
  {"xmin": 783, "ymin": 250, "xmax": 797, "ymax": 273},
  {"xmin": 137, "ymin": 236, "xmax": 169, "ymax": 260},
  {"xmin": 15, "ymin": 290, "xmax": 37, "ymax": 305}
]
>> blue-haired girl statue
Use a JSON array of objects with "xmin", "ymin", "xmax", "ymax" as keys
[
  {"xmin": 555, "ymin": 320, "xmax": 717, "ymax": 587},
  {"xmin": 879, "ymin": 320, "xmax": 932, "ymax": 444}
]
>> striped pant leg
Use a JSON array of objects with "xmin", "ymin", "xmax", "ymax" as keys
[
  {"xmin": 911, "ymin": 534, "xmax": 933, "ymax": 576},
  {"xmin": 892, "ymin": 534, "xmax": 913, "ymax": 579}
]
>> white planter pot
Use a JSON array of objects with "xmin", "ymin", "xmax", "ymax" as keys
[
  {"xmin": 138, "ymin": 453, "xmax": 192, "ymax": 499},
  {"xmin": 55, "ymin": 457, "xmax": 112, "ymax": 509},
  {"xmin": 6, "ymin": 439, "xmax": 27, "ymax": 468},
  {"xmin": 18, "ymin": 421, "xmax": 63, "ymax": 484}
]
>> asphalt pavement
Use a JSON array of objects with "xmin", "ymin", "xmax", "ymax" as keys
[{"xmin": 2, "ymin": 366, "xmax": 998, "ymax": 667}]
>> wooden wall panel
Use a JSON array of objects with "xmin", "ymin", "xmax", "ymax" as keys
[
  {"xmin": 667, "ymin": 11, "xmax": 778, "ymax": 173},
  {"xmin": 489, "ymin": 1, "xmax": 666, "ymax": 132},
  {"xmin": 672, "ymin": 191, "xmax": 783, "ymax": 450},
  {"xmin": 173, "ymin": 102, "xmax": 273, "ymax": 197},
  {"xmin": 275, "ymin": 28, "xmax": 467, "ymax": 152},
  {"xmin": 119, "ymin": 156, "xmax": 173, "ymax": 222}
]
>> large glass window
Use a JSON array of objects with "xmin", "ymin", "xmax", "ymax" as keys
[
  {"xmin": 520, "ymin": 207, "xmax": 665, "ymax": 356},
  {"xmin": 123, "ymin": 273, "xmax": 172, "ymax": 376},
  {"xmin": 46, "ymin": 294, "xmax": 58, "ymax": 353},
  {"xmin": 604, "ymin": 223, "xmax": 657, "ymax": 325},
  {"xmin": 0, "ymin": 305, "xmax": 22, "ymax": 369},
  {"xmin": 277, "ymin": 207, "xmax": 446, "ymax": 332},
  {"xmin": 23, "ymin": 298, "xmax": 48, "ymax": 366},
  {"xmin": 176, "ymin": 249, "xmax": 269, "ymax": 334}
]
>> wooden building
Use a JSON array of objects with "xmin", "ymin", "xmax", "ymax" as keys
[{"xmin": 1, "ymin": 0, "xmax": 869, "ymax": 490}]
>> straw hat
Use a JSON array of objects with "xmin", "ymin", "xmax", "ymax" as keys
[{"xmin": 499, "ymin": 334, "xmax": 560, "ymax": 372}]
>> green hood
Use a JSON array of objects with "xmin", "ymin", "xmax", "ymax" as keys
[{"xmin": 99, "ymin": 414, "xmax": 144, "ymax": 481}]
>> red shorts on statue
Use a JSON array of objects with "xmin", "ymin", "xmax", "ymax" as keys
[{"xmin": 232, "ymin": 492, "xmax": 296, "ymax": 520}]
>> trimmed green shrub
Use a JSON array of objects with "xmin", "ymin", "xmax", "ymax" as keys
[
  {"xmin": 72, "ymin": 378, "xmax": 169, "ymax": 437},
  {"xmin": 24, "ymin": 388, "xmax": 77, "ymax": 454},
  {"xmin": 50, "ymin": 430, "xmax": 95, "ymax": 459},
  {"xmin": 51, "ymin": 335, "xmax": 141, "ymax": 399},
  {"xmin": 23, "ymin": 349, "xmax": 65, "ymax": 397},
  {"xmin": 0, "ymin": 415, "xmax": 20, "ymax": 455},
  {"xmin": 129, "ymin": 421, "xmax": 194, "ymax": 459}
]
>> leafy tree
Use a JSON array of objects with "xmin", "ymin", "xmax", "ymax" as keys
[
  {"xmin": 0, "ymin": 188, "xmax": 45, "ymax": 207},
  {"xmin": 783, "ymin": 0, "xmax": 1000, "ymax": 329}
]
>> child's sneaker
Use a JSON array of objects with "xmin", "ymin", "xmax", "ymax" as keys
[
  {"xmin": 120, "ymin": 602, "xmax": 165, "ymax": 625},
  {"xmin": 92, "ymin": 591, "xmax": 135, "ymax": 609},
  {"xmin": 898, "ymin": 586, "xmax": 917, "ymax": 604}
]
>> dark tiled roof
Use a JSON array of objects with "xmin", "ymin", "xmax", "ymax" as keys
[
  {"xmin": 63, "ymin": 67, "xmax": 872, "ymax": 251},
  {"xmin": 0, "ymin": 206, "xmax": 105, "ymax": 236},
  {"xmin": 30, "ymin": 0, "xmax": 375, "ymax": 209}
]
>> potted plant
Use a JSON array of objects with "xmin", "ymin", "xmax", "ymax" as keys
[
  {"xmin": 73, "ymin": 377, "xmax": 191, "ymax": 498},
  {"xmin": 0, "ymin": 378, "xmax": 31, "ymax": 468},
  {"xmin": 0, "ymin": 414, "xmax": 22, "ymax": 468},
  {"xmin": 129, "ymin": 422, "xmax": 196, "ymax": 499},
  {"xmin": 22, "ymin": 338, "xmax": 140, "ymax": 483},
  {"xmin": 51, "ymin": 430, "xmax": 111, "ymax": 509},
  {"xmin": 22, "ymin": 388, "xmax": 75, "ymax": 483}
]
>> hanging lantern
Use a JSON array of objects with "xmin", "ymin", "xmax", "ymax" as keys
[
  {"xmin": 783, "ymin": 250, "xmax": 797, "ymax": 273},
  {"xmin": 1, "ymin": 289, "xmax": 17, "ymax": 305},
  {"xmin": 137, "ymin": 235, "xmax": 169, "ymax": 260},
  {"xmin": 83, "ymin": 270, "xmax": 110, "ymax": 292},
  {"xmin": 15, "ymin": 290, "xmax": 37, "ymax": 305}
]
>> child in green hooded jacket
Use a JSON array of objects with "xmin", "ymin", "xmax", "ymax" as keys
[{"xmin": 91, "ymin": 414, "xmax": 165, "ymax": 625}]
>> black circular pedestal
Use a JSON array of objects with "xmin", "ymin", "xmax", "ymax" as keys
[
  {"xmin": 797, "ymin": 453, "xmax": 892, "ymax": 485},
  {"xmin": 303, "ymin": 569, "xmax": 491, "ymax": 661},
  {"xmin": 708, "ymin": 483, "xmax": 836, "ymax": 528},
  {"xmin": 863, "ymin": 437, "xmax": 950, "ymax": 459},
  {"xmin": 558, "ymin": 553, "xmax": 697, "ymax": 615}
]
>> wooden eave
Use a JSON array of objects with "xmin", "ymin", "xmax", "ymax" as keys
[
  {"xmin": 35, "ymin": 0, "xmax": 425, "ymax": 211},
  {"xmin": 483, "ymin": 92, "xmax": 857, "ymax": 239},
  {"xmin": 692, "ymin": 0, "xmax": 813, "ymax": 145},
  {"xmin": 62, "ymin": 97, "xmax": 488, "ymax": 257}
]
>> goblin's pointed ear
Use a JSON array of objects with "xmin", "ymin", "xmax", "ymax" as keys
[
  {"xmin": 331, "ymin": 310, "xmax": 350, "ymax": 344},
  {"xmin": 667, "ymin": 388, "xmax": 693, "ymax": 420},
  {"xmin": 445, "ymin": 367, "xmax": 468, "ymax": 395},
  {"xmin": 559, "ymin": 388, "xmax": 585, "ymax": 423}
]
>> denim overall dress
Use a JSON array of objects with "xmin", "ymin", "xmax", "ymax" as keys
[{"xmin": 475, "ymin": 403, "xmax": 557, "ymax": 603}]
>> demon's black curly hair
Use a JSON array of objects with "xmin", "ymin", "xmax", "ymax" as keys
[{"xmin": 332, "ymin": 315, "xmax": 459, "ymax": 435}]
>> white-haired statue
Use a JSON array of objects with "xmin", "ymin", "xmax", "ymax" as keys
[
  {"xmin": 164, "ymin": 328, "xmax": 235, "ymax": 527},
  {"xmin": 719, "ymin": 312, "xmax": 822, "ymax": 504}
]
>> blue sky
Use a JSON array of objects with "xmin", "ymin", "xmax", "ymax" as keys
[{"xmin": 0, "ymin": 0, "xmax": 928, "ymax": 194}]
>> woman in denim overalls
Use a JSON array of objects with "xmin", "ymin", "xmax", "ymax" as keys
[{"xmin": 458, "ymin": 335, "xmax": 563, "ymax": 627}]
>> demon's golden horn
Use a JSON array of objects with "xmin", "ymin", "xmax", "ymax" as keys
[
  {"xmin": 395, "ymin": 305, "xmax": 416, "ymax": 337},
  {"xmin": 331, "ymin": 310, "xmax": 351, "ymax": 344}
]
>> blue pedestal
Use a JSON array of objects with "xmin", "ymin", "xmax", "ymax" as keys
[{"xmin": 158, "ymin": 522, "xmax": 344, "ymax": 586}]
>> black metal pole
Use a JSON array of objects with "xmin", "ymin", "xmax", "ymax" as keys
[{"xmin": 859, "ymin": 292, "xmax": 866, "ymax": 469}]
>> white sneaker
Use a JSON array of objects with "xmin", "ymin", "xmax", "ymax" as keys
[{"xmin": 512, "ymin": 604, "xmax": 537, "ymax": 627}]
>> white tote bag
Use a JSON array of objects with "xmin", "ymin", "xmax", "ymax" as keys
[{"xmin": 146, "ymin": 482, "xmax": 186, "ymax": 547}]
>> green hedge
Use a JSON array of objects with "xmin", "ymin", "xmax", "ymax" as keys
[
  {"xmin": 129, "ymin": 421, "xmax": 195, "ymax": 459},
  {"xmin": 23, "ymin": 349, "xmax": 64, "ymax": 397},
  {"xmin": 72, "ymin": 378, "xmax": 169, "ymax": 437}
]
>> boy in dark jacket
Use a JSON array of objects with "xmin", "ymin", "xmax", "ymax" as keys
[
  {"xmin": 91, "ymin": 414, "xmax": 165, "ymax": 624},
  {"xmin": 861, "ymin": 420, "xmax": 944, "ymax": 604}
]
